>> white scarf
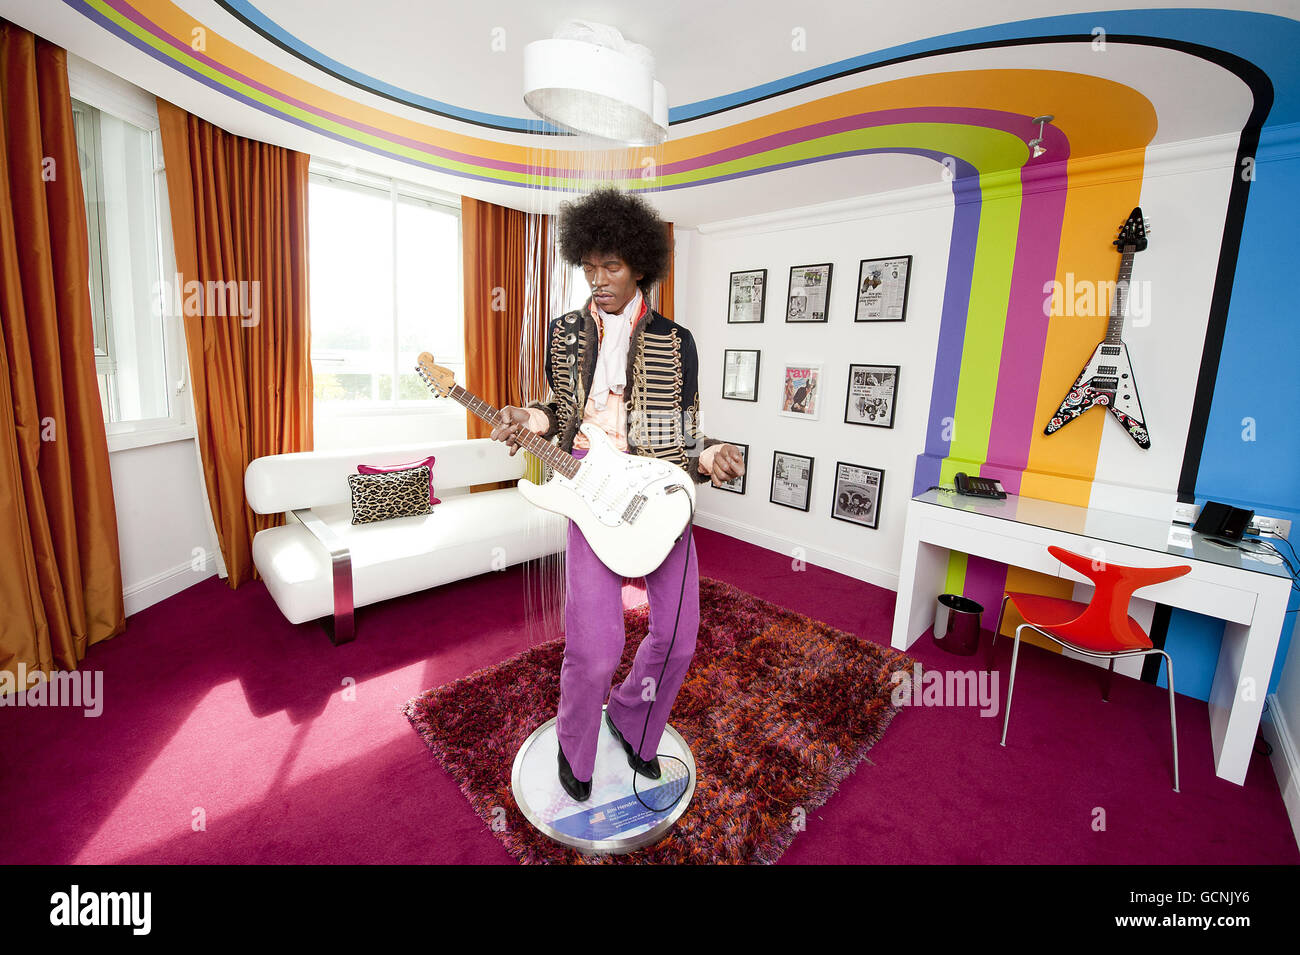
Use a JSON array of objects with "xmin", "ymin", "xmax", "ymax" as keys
[{"xmin": 589, "ymin": 290, "xmax": 642, "ymax": 411}]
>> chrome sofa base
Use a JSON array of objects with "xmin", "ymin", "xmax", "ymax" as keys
[{"xmin": 292, "ymin": 508, "xmax": 355, "ymax": 646}]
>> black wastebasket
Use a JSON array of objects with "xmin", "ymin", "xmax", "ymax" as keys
[{"xmin": 933, "ymin": 593, "xmax": 983, "ymax": 655}]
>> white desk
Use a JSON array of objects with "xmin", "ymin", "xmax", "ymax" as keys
[{"xmin": 891, "ymin": 489, "xmax": 1294, "ymax": 785}]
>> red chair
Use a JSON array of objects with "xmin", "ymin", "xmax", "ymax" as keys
[{"xmin": 991, "ymin": 545, "xmax": 1192, "ymax": 791}]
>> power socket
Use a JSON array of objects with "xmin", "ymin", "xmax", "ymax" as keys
[
  {"xmin": 1170, "ymin": 502, "xmax": 1290, "ymax": 540},
  {"xmin": 1250, "ymin": 516, "xmax": 1291, "ymax": 540}
]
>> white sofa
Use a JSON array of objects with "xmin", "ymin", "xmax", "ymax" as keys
[{"xmin": 244, "ymin": 439, "xmax": 566, "ymax": 643}]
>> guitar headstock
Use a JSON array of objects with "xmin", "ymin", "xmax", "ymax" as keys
[
  {"xmin": 415, "ymin": 352, "xmax": 457, "ymax": 398},
  {"xmin": 1114, "ymin": 206, "xmax": 1151, "ymax": 253}
]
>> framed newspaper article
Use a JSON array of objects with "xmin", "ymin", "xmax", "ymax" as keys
[
  {"xmin": 844, "ymin": 363, "xmax": 899, "ymax": 429},
  {"xmin": 727, "ymin": 269, "xmax": 767, "ymax": 324},
  {"xmin": 713, "ymin": 442, "xmax": 749, "ymax": 495},
  {"xmin": 831, "ymin": 461, "xmax": 884, "ymax": 529},
  {"xmin": 779, "ymin": 363, "xmax": 822, "ymax": 420},
  {"xmin": 786, "ymin": 263, "xmax": 833, "ymax": 323},
  {"xmin": 770, "ymin": 450, "xmax": 814, "ymax": 512},
  {"xmin": 855, "ymin": 255, "xmax": 912, "ymax": 322},
  {"xmin": 722, "ymin": 349, "xmax": 761, "ymax": 402}
]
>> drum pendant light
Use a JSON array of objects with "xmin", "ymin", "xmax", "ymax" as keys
[{"xmin": 523, "ymin": 20, "xmax": 668, "ymax": 146}]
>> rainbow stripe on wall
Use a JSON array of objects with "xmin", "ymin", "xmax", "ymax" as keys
[{"xmin": 64, "ymin": 1, "xmax": 1300, "ymax": 698}]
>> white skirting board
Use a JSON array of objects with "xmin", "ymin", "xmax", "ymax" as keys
[
  {"xmin": 692, "ymin": 512, "xmax": 899, "ymax": 593},
  {"xmin": 123, "ymin": 553, "xmax": 219, "ymax": 617},
  {"xmin": 1261, "ymin": 693, "xmax": 1300, "ymax": 851}
]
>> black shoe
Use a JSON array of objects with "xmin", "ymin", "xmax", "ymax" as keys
[
  {"xmin": 557, "ymin": 744, "xmax": 591, "ymax": 802},
  {"xmin": 605, "ymin": 710, "xmax": 661, "ymax": 779}
]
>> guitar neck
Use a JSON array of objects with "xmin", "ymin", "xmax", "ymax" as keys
[
  {"xmin": 1106, "ymin": 250, "xmax": 1135, "ymax": 343},
  {"xmin": 446, "ymin": 383, "xmax": 579, "ymax": 479}
]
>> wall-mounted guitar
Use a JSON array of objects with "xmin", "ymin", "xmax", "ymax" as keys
[
  {"xmin": 1043, "ymin": 207, "xmax": 1152, "ymax": 449},
  {"xmin": 415, "ymin": 353, "xmax": 696, "ymax": 578}
]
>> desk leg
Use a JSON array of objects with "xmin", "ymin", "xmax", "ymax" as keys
[
  {"xmin": 892, "ymin": 518, "xmax": 948, "ymax": 650},
  {"xmin": 1207, "ymin": 585, "xmax": 1289, "ymax": 785}
]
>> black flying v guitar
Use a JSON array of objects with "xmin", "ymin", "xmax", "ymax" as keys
[{"xmin": 1043, "ymin": 207, "xmax": 1152, "ymax": 449}]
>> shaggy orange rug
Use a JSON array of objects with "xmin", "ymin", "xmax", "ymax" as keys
[{"xmin": 403, "ymin": 577, "xmax": 913, "ymax": 863}]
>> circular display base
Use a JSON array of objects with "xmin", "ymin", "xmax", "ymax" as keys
[{"xmin": 510, "ymin": 706, "xmax": 695, "ymax": 855}]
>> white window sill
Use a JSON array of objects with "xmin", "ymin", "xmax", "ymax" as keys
[{"xmin": 107, "ymin": 425, "xmax": 196, "ymax": 453}]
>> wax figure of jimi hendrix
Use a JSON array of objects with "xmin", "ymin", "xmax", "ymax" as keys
[{"xmin": 490, "ymin": 190, "xmax": 745, "ymax": 801}]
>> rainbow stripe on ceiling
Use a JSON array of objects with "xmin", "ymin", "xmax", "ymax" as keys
[
  {"xmin": 64, "ymin": 0, "xmax": 1299, "ymax": 673},
  {"xmin": 64, "ymin": 0, "xmax": 1156, "ymax": 496}
]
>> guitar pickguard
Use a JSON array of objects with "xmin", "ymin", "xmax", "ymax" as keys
[
  {"xmin": 1043, "ymin": 342, "xmax": 1150, "ymax": 449},
  {"xmin": 1045, "ymin": 365, "xmax": 1113, "ymax": 434}
]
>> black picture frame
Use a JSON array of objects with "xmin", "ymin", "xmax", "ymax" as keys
[
  {"xmin": 713, "ymin": 442, "xmax": 749, "ymax": 495},
  {"xmin": 854, "ymin": 255, "xmax": 912, "ymax": 322},
  {"xmin": 770, "ymin": 450, "xmax": 814, "ymax": 512},
  {"xmin": 830, "ymin": 461, "xmax": 884, "ymax": 529},
  {"xmin": 843, "ymin": 363, "xmax": 900, "ymax": 429},
  {"xmin": 727, "ymin": 269, "xmax": 767, "ymax": 324},
  {"xmin": 785, "ymin": 263, "xmax": 833, "ymax": 323},
  {"xmin": 722, "ymin": 349, "xmax": 761, "ymax": 402}
]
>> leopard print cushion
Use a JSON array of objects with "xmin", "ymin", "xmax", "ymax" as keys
[{"xmin": 347, "ymin": 466, "xmax": 433, "ymax": 525}]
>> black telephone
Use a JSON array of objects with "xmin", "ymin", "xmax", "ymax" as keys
[{"xmin": 954, "ymin": 472, "xmax": 1007, "ymax": 500}]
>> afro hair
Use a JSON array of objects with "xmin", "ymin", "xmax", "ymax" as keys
[{"xmin": 556, "ymin": 189, "xmax": 671, "ymax": 294}]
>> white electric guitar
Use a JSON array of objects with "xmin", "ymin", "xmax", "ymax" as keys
[
  {"xmin": 1043, "ymin": 207, "xmax": 1152, "ymax": 449},
  {"xmin": 416, "ymin": 354, "xmax": 696, "ymax": 577}
]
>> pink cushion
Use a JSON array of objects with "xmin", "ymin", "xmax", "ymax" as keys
[{"xmin": 357, "ymin": 456, "xmax": 441, "ymax": 505}]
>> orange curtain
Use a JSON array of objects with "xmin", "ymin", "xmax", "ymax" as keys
[
  {"xmin": 156, "ymin": 98, "xmax": 313, "ymax": 588},
  {"xmin": 654, "ymin": 222, "xmax": 675, "ymax": 320},
  {"xmin": 462, "ymin": 197, "xmax": 552, "ymax": 491},
  {"xmin": 0, "ymin": 22, "xmax": 125, "ymax": 678}
]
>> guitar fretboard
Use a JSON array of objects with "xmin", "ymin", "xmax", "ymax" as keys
[
  {"xmin": 446, "ymin": 383, "xmax": 580, "ymax": 480},
  {"xmin": 1107, "ymin": 250, "xmax": 1135, "ymax": 343}
]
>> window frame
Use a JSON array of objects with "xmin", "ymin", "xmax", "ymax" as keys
[
  {"xmin": 68, "ymin": 55, "xmax": 191, "ymax": 453},
  {"xmin": 308, "ymin": 158, "xmax": 465, "ymax": 416}
]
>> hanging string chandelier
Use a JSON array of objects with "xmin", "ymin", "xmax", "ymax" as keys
[{"xmin": 523, "ymin": 20, "xmax": 668, "ymax": 146}]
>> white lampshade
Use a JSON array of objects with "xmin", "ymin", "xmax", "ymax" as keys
[{"xmin": 523, "ymin": 38, "xmax": 668, "ymax": 145}]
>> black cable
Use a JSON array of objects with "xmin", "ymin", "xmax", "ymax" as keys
[
  {"xmin": 1266, "ymin": 533, "xmax": 1299, "ymax": 570},
  {"xmin": 628, "ymin": 485, "xmax": 695, "ymax": 813},
  {"xmin": 1239, "ymin": 533, "xmax": 1300, "ymax": 609}
]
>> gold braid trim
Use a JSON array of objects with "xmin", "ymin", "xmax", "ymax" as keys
[{"xmin": 629, "ymin": 330, "xmax": 687, "ymax": 468}]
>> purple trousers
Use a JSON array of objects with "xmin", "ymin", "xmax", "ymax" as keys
[{"xmin": 557, "ymin": 509, "xmax": 700, "ymax": 783}]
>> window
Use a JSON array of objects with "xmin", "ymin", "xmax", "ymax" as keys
[
  {"xmin": 308, "ymin": 161, "xmax": 463, "ymax": 408},
  {"xmin": 69, "ymin": 59, "xmax": 187, "ymax": 449},
  {"xmin": 566, "ymin": 265, "xmax": 588, "ymax": 312}
]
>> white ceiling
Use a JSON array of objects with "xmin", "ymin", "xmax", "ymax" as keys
[
  {"xmin": 0, "ymin": 0, "xmax": 1288, "ymax": 226},
  {"xmin": 231, "ymin": 0, "xmax": 1266, "ymax": 121}
]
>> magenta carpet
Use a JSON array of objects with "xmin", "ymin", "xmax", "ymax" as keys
[{"xmin": 0, "ymin": 526, "xmax": 1296, "ymax": 864}]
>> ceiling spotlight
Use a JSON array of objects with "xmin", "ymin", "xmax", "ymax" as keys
[{"xmin": 1028, "ymin": 114, "xmax": 1054, "ymax": 159}]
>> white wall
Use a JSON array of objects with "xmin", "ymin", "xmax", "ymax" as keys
[
  {"xmin": 679, "ymin": 193, "xmax": 955, "ymax": 591},
  {"xmin": 109, "ymin": 438, "xmax": 218, "ymax": 615}
]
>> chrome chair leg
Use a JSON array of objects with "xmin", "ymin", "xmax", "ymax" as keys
[
  {"xmin": 1159, "ymin": 650, "xmax": 1180, "ymax": 793},
  {"xmin": 1103, "ymin": 658, "xmax": 1115, "ymax": 702},
  {"xmin": 987, "ymin": 595, "xmax": 1010, "ymax": 671},
  {"xmin": 1000, "ymin": 623, "xmax": 1027, "ymax": 746}
]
